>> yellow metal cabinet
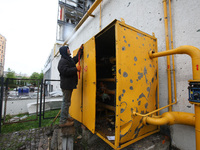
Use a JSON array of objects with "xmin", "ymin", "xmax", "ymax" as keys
[
  {"xmin": 70, "ymin": 20, "xmax": 159, "ymax": 149},
  {"xmin": 82, "ymin": 37, "xmax": 96, "ymax": 133},
  {"xmin": 70, "ymin": 48, "xmax": 83, "ymax": 123}
]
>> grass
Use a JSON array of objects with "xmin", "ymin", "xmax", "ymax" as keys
[{"xmin": 1, "ymin": 109, "xmax": 60, "ymax": 134}]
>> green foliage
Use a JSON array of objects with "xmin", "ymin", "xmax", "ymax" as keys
[
  {"xmin": 5, "ymin": 68, "xmax": 16, "ymax": 88},
  {"xmin": 39, "ymin": 71, "xmax": 44, "ymax": 81},
  {"xmin": 1, "ymin": 109, "xmax": 60, "ymax": 134},
  {"xmin": 20, "ymin": 76, "xmax": 29, "ymax": 86},
  {"xmin": 29, "ymin": 72, "xmax": 43, "ymax": 86},
  {"xmin": 30, "ymin": 72, "xmax": 40, "ymax": 79},
  {"xmin": 5, "ymin": 69, "xmax": 44, "ymax": 87},
  {"xmin": 5, "ymin": 68, "xmax": 16, "ymax": 79}
]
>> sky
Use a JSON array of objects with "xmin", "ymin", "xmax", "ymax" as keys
[{"xmin": 0, "ymin": 0, "xmax": 58, "ymax": 76}]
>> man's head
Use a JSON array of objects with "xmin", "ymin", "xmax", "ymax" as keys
[
  {"xmin": 66, "ymin": 46, "xmax": 71, "ymax": 56},
  {"xmin": 59, "ymin": 46, "xmax": 71, "ymax": 58}
]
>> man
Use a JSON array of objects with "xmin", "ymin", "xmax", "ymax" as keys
[{"xmin": 58, "ymin": 44, "xmax": 83, "ymax": 127}]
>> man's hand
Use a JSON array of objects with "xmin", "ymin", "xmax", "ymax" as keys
[
  {"xmin": 76, "ymin": 65, "xmax": 81, "ymax": 71},
  {"xmin": 78, "ymin": 44, "xmax": 84, "ymax": 60},
  {"xmin": 80, "ymin": 44, "xmax": 84, "ymax": 50}
]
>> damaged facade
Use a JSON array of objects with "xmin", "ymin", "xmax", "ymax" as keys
[{"xmin": 43, "ymin": 0, "xmax": 200, "ymax": 150}]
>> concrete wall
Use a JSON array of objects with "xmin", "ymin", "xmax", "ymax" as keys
[
  {"xmin": 169, "ymin": 1, "xmax": 200, "ymax": 149},
  {"xmin": 51, "ymin": 48, "xmax": 61, "ymax": 91},
  {"xmin": 53, "ymin": 0, "xmax": 200, "ymax": 149}
]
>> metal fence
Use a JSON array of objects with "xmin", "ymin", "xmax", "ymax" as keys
[
  {"xmin": 42, "ymin": 79, "xmax": 61, "ymax": 120},
  {"xmin": 0, "ymin": 77, "xmax": 61, "ymax": 133}
]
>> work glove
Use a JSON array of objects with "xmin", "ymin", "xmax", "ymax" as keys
[
  {"xmin": 80, "ymin": 44, "xmax": 84, "ymax": 51},
  {"xmin": 78, "ymin": 44, "xmax": 84, "ymax": 56},
  {"xmin": 76, "ymin": 65, "xmax": 81, "ymax": 72}
]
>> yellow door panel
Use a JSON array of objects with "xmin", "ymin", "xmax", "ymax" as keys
[
  {"xmin": 83, "ymin": 37, "xmax": 96, "ymax": 133},
  {"xmin": 70, "ymin": 49, "xmax": 83, "ymax": 123},
  {"xmin": 115, "ymin": 21, "xmax": 159, "ymax": 144}
]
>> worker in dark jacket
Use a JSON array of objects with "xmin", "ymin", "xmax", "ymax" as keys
[{"xmin": 58, "ymin": 44, "xmax": 83, "ymax": 127}]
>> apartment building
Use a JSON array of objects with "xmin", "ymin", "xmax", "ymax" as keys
[
  {"xmin": 43, "ymin": 0, "xmax": 94, "ymax": 94},
  {"xmin": 0, "ymin": 34, "xmax": 6, "ymax": 76},
  {"xmin": 57, "ymin": 0, "xmax": 94, "ymax": 41}
]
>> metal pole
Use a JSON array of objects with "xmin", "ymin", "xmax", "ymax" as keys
[
  {"xmin": 163, "ymin": 0, "xmax": 172, "ymax": 111},
  {"xmin": 3, "ymin": 79, "xmax": 8, "ymax": 123},
  {"xmin": 0, "ymin": 77, "xmax": 4, "ymax": 133},
  {"xmin": 43, "ymin": 80, "xmax": 46, "ymax": 119},
  {"xmin": 39, "ymin": 78, "xmax": 43, "ymax": 127}
]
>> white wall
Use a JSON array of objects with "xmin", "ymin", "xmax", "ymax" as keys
[
  {"xmin": 51, "ymin": 45, "xmax": 61, "ymax": 92},
  {"xmin": 169, "ymin": 0, "xmax": 200, "ymax": 149},
  {"xmin": 53, "ymin": 0, "xmax": 200, "ymax": 149}
]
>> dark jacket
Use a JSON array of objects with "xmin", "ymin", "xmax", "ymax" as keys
[{"xmin": 58, "ymin": 46, "xmax": 82, "ymax": 90}]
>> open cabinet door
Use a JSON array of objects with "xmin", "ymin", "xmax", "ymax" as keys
[
  {"xmin": 70, "ymin": 48, "xmax": 83, "ymax": 123},
  {"xmin": 83, "ymin": 37, "xmax": 96, "ymax": 133}
]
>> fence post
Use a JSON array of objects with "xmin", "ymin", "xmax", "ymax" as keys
[
  {"xmin": 39, "ymin": 78, "xmax": 43, "ymax": 127},
  {"xmin": 0, "ymin": 77, "xmax": 4, "ymax": 133},
  {"xmin": 43, "ymin": 80, "xmax": 46, "ymax": 119}
]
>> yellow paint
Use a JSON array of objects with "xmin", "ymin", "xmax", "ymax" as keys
[
  {"xmin": 115, "ymin": 21, "xmax": 159, "ymax": 144},
  {"xmin": 71, "ymin": 20, "xmax": 160, "ymax": 149},
  {"xmin": 71, "ymin": 38, "xmax": 96, "ymax": 134},
  {"xmin": 169, "ymin": 0, "xmax": 177, "ymax": 105},
  {"xmin": 149, "ymin": 45, "xmax": 200, "ymax": 80},
  {"xmin": 82, "ymin": 37, "xmax": 96, "ymax": 133},
  {"xmin": 133, "ymin": 101, "xmax": 176, "ymax": 117},
  {"xmin": 163, "ymin": 0, "xmax": 172, "ymax": 111},
  {"xmin": 143, "ymin": 112, "xmax": 195, "ymax": 126},
  {"xmin": 195, "ymin": 105, "xmax": 200, "ymax": 150},
  {"xmin": 149, "ymin": 45, "xmax": 200, "ymax": 150},
  {"xmin": 69, "ymin": 48, "xmax": 83, "ymax": 123},
  {"xmin": 119, "ymin": 129, "xmax": 159, "ymax": 150}
]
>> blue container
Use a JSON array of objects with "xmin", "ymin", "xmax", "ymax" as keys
[{"xmin": 18, "ymin": 87, "xmax": 29, "ymax": 95}]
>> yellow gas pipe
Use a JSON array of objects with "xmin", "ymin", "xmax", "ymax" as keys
[
  {"xmin": 143, "ymin": 112, "xmax": 195, "ymax": 126},
  {"xmin": 163, "ymin": 0, "xmax": 172, "ymax": 111},
  {"xmin": 148, "ymin": 45, "xmax": 200, "ymax": 150},
  {"xmin": 169, "ymin": 0, "xmax": 177, "ymax": 105},
  {"xmin": 149, "ymin": 45, "xmax": 200, "ymax": 79}
]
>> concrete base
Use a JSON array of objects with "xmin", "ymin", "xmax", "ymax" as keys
[
  {"xmin": 50, "ymin": 124, "xmax": 170, "ymax": 150},
  {"xmin": 81, "ymin": 126, "xmax": 170, "ymax": 150},
  {"xmin": 61, "ymin": 126, "xmax": 75, "ymax": 150},
  {"xmin": 124, "ymin": 133, "xmax": 170, "ymax": 150},
  {"xmin": 62, "ymin": 136, "xmax": 73, "ymax": 150},
  {"xmin": 27, "ymin": 98, "xmax": 62, "ymax": 114}
]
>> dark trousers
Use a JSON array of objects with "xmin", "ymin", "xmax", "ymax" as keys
[{"xmin": 60, "ymin": 89, "xmax": 73, "ymax": 124}]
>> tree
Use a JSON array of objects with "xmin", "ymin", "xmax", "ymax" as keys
[
  {"xmin": 30, "ymin": 72, "xmax": 40, "ymax": 86},
  {"xmin": 39, "ymin": 71, "xmax": 44, "ymax": 81},
  {"xmin": 21, "ymin": 76, "xmax": 29, "ymax": 86},
  {"xmin": 5, "ymin": 68, "xmax": 16, "ymax": 79},
  {"xmin": 5, "ymin": 68, "xmax": 16, "ymax": 88}
]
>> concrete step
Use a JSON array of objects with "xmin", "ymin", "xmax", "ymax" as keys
[{"xmin": 50, "ymin": 124, "xmax": 170, "ymax": 150}]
